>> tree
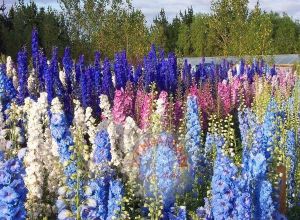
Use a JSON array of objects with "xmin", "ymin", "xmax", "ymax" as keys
[
  {"xmin": 190, "ymin": 14, "xmax": 210, "ymax": 56},
  {"xmin": 209, "ymin": 0, "xmax": 249, "ymax": 56},
  {"xmin": 246, "ymin": 2, "xmax": 272, "ymax": 55},
  {"xmin": 270, "ymin": 12, "xmax": 299, "ymax": 54},
  {"xmin": 150, "ymin": 8, "xmax": 169, "ymax": 51}
]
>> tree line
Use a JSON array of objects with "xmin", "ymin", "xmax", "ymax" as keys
[{"xmin": 0, "ymin": 0, "xmax": 300, "ymax": 62}]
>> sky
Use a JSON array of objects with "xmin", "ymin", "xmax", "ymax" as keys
[{"xmin": 3, "ymin": 0, "xmax": 300, "ymax": 24}]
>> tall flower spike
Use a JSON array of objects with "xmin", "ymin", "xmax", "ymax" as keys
[
  {"xmin": 185, "ymin": 95, "xmax": 202, "ymax": 183},
  {"xmin": 31, "ymin": 28, "xmax": 39, "ymax": 71},
  {"xmin": 0, "ymin": 157, "xmax": 27, "ymax": 219},
  {"xmin": 17, "ymin": 49, "xmax": 28, "ymax": 104}
]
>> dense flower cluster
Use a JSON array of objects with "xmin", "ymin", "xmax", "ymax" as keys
[{"xmin": 0, "ymin": 29, "xmax": 299, "ymax": 219}]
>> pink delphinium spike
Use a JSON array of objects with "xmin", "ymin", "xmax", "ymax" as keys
[
  {"xmin": 124, "ymin": 82, "xmax": 134, "ymax": 117},
  {"xmin": 189, "ymin": 84, "xmax": 198, "ymax": 97},
  {"xmin": 217, "ymin": 80, "xmax": 231, "ymax": 116},
  {"xmin": 112, "ymin": 89, "xmax": 126, "ymax": 124},
  {"xmin": 135, "ymin": 89, "xmax": 145, "ymax": 125},
  {"xmin": 140, "ymin": 92, "xmax": 152, "ymax": 130},
  {"xmin": 199, "ymin": 83, "xmax": 214, "ymax": 129},
  {"xmin": 230, "ymin": 77, "xmax": 241, "ymax": 108},
  {"xmin": 158, "ymin": 91, "xmax": 169, "ymax": 128},
  {"xmin": 174, "ymin": 99, "xmax": 183, "ymax": 128}
]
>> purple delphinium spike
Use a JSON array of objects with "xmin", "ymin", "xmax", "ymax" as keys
[
  {"xmin": 102, "ymin": 58, "xmax": 114, "ymax": 101},
  {"xmin": 31, "ymin": 28, "xmax": 39, "ymax": 69},
  {"xmin": 144, "ymin": 44, "xmax": 158, "ymax": 91},
  {"xmin": 17, "ymin": 49, "xmax": 28, "ymax": 104}
]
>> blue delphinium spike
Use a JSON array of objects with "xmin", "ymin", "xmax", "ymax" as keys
[
  {"xmin": 102, "ymin": 58, "xmax": 114, "ymax": 101},
  {"xmin": 0, "ymin": 157, "xmax": 27, "ymax": 219},
  {"xmin": 32, "ymin": 28, "xmax": 39, "ymax": 69},
  {"xmin": 114, "ymin": 52, "xmax": 126, "ymax": 90},
  {"xmin": 81, "ymin": 130, "xmax": 113, "ymax": 220},
  {"xmin": 185, "ymin": 96, "xmax": 202, "ymax": 185},
  {"xmin": 107, "ymin": 179, "xmax": 124, "ymax": 219},
  {"xmin": 0, "ymin": 67, "xmax": 16, "ymax": 110},
  {"xmin": 17, "ymin": 49, "xmax": 28, "ymax": 104},
  {"xmin": 144, "ymin": 44, "xmax": 158, "ymax": 91}
]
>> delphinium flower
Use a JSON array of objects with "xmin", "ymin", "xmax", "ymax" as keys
[
  {"xmin": 51, "ymin": 48, "xmax": 66, "ymax": 103},
  {"xmin": 50, "ymin": 97, "xmax": 79, "ymax": 219},
  {"xmin": 62, "ymin": 47, "xmax": 74, "ymax": 96},
  {"xmin": 284, "ymin": 130, "xmax": 297, "ymax": 208},
  {"xmin": 31, "ymin": 28, "xmax": 39, "ymax": 71},
  {"xmin": 37, "ymin": 93, "xmax": 64, "ymax": 207},
  {"xmin": 139, "ymin": 132, "xmax": 181, "ymax": 215},
  {"xmin": 184, "ymin": 95, "xmax": 202, "ymax": 185},
  {"xmin": 24, "ymin": 97, "xmax": 51, "ymax": 218},
  {"xmin": 133, "ymin": 65, "xmax": 142, "ymax": 85},
  {"xmin": 43, "ymin": 55, "xmax": 54, "ymax": 105},
  {"xmin": 72, "ymin": 99, "xmax": 90, "ymax": 162},
  {"xmin": 199, "ymin": 83, "xmax": 214, "ymax": 128},
  {"xmin": 85, "ymin": 107, "xmax": 97, "ymax": 146},
  {"xmin": 0, "ymin": 104, "xmax": 7, "ymax": 150},
  {"xmin": 27, "ymin": 66, "xmax": 39, "ymax": 99},
  {"xmin": 6, "ymin": 56, "xmax": 17, "ymax": 80},
  {"xmin": 124, "ymin": 82, "xmax": 134, "ymax": 118},
  {"xmin": 168, "ymin": 52, "xmax": 177, "ymax": 94},
  {"xmin": 0, "ymin": 157, "xmax": 27, "ymax": 219},
  {"xmin": 99, "ymin": 94, "xmax": 123, "ymax": 168},
  {"xmin": 151, "ymin": 91, "xmax": 168, "ymax": 133},
  {"xmin": 102, "ymin": 58, "xmax": 114, "ymax": 101},
  {"xmin": 112, "ymin": 89, "xmax": 126, "ymax": 124},
  {"xmin": 174, "ymin": 99, "xmax": 183, "ymax": 129},
  {"xmin": 230, "ymin": 77, "xmax": 241, "ymax": 108},
  {"xmin": 217, "ymin": 80, "xmax": 231, "ymax": 116},
  {"xmin": 182, "ymin": 59, "xmax": 191, "ymax": 87},
  {"xmin": 144, "ymin": 45, "xmax": 158, "ymax": 91},
  {"xmin": 0, "ymin": 67, "xmax": 16, "ymax": 110},
  {"xmin": 4, "ymin": 102, "xmax": 25, "ymax": 153},
  {"xmin": 140, "ymin": 92, "xmax": 152, "ymax": 131},
  {"xmin": 135, "ymin": 88, "xmax": 145, "ymax": 125},
  {"xmin": 106, "ymin": 118, "xmax": 123, "ymax": 167},
  {"xmin": 168, "ymin": 206, "xmax": 187, "ymax": 220},
  {"xmin": 17, "ymin": 49, "xmax": 29, "ymax": 104},
  {"xmin": 122, "ymin": 116, "xmax": 141, "ymax": 178},
  {"xmin": 100, "ymin": 94, "xmax": 112, "ymax": 120},
  {"xmin": 81, "ymin": 130, "xmax": 112, "ymax": 220},
  {"xmin": 262, "ymin": 98, "xmax": 278, "ymax": 159},
  {"xmin": 114, "ymin": 52, "xmax": 127, "ymax": 90},
  {"xmin": 211, "ymin": 137, "xmax": 238, "ymax": 220},
  {"xmin": 255, "ymin": 180, "xmax": 275, "ymax": 219},
  {"xmin": 196, "ymin": 198, "xmax": 213, "ymax": 220},
  {"xmin": 107, "ymin": 178, "xmax": 124, "ymax": 219}
]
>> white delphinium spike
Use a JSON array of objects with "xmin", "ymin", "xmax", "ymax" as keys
[
  {"xmin": 123, "ymin": 116, "xmax": 141, "ymax": 178},
  {"xmin": 85, "ymin": 107, "xmax": 97, "ymax": 145},
  {"xmin": 72, "ymin": 100, "xmax": 89, "ymax": 161},
  {"xmin": 6, "ymin": 56, "xmax": 17, "ymax": 79},
  {"xmin": 0, "ymin": 104, "xmax": 7, "ymax": 151},
  {"xmin": 59, "ymin": 70, "xmax": 67, "ymax": 88},
  {"xmin": 27, "ymin": 68, "xmax": 38, "ymax": 95},
  {"xmin": 38, "ymin": 93, "xmax": 63, "ymax": 201},
  {"xmin": 100, "ymin": 94, "xmax": 112, "ymax": 120},
  {"xmin": 24, "ymin": 99, "xmax": 48, "ymax": 218}
]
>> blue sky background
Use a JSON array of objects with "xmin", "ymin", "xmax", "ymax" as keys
[{"xmin": 4, "ymin": 0, "xmax": 300, "ymax": 24}]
